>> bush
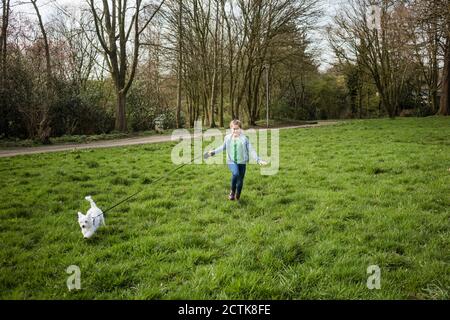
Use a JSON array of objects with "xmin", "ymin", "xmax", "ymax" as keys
[
  {"xmin": 50, "ymin": 80, "xmax": 115, "ymax": 136},
  {"xmin": 127, "ymin": 80, "xmax": 181, "ymax": 131},
  {"xmin": 127, "ymin": 82, "xmax": 158, "ymax": 131},
  {"xmin": 0, "ymin": 54, "xmax": 32, "ymax": 138}
]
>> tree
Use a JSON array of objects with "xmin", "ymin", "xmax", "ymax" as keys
[
  {"xmin": 30, "ymin": 0, "xmax": 54, "ymax": 142},
  {"xmin": 235, "ymin": 0, "xmax": 320, "ymax": 125},
  {"xmin": 415, "ymin": 0, "xmax": 450, "ymax": 116},
  {"xmin": 408, "ymin": 0, "xmax": 441, "ymax": 113},
  {"xmin": 330, "ymin": 0, "xmax": 415, "ymax": 118},
  {"xmin": 31, "ymin": 0, "xmax": 52, "ymax": 83},
  {"xmin": 440, "ymin": 36, "xmax": 450, "ymax": 115},
  {"xmin": 176, "ymin": 0, "xmax": 182, "ymax": 128},
  {"xmin": 209, "ymin": 0, "xmax": 219, "ymax": 128},
  {"xmin": 0, "ymin": 0, "xmax": 10, "ymax": 83},
  {"xmin": 0, "ymin": 0, "xmax": 11, "ymax": 135},
  {"xmin": 436, "ymin": 1, "xmax": 450, "ymax": 115},
  {"xmin": 89, "ymin": 0, "xmax": 165, "ymax": 132},
  {"xmin": 51, "ymin": 5, "xmax": 99, "ymax": 91}
]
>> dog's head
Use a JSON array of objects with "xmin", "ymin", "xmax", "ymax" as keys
[{"xmin": 77, "ymin": 212, "xmax": 95, "ymax": 239}]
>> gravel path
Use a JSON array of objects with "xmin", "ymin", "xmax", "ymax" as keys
[{"xmin": 0, "ymin": 121, "xmax": 338, "ymax": 158}]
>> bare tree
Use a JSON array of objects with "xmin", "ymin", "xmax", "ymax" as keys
[
  {"xmin": 29, "ymin": 0, "xmax": 54, "ymax": 142},
  {"xmin": 436, "ymin": 1, "xmax": 450, "ymax": 115},
  {"xmin": 88, "ymin": 0, "xmax": 165, "ymax": 132},
  {"xmin": 1, "ymin": 0, "xmax": 11, "ymax": 83},
  {"xmin": 417, "ymin": 0, "xmax": 450, "ymax": 116},
  {"xmin": 51, "ymin": 5, "xmax": 99, "ymax": 91},
  {"xmin": 408, "ymin": 0, "xmax": 449, "ymax": 115},
  {"xmin": 330, "ymin": 0, "xmax": 413, "ymax": 118},
  {"xmin": 408, "ymin": 0, "xmax": 441, "ymax": 113},
  {"xmin": 156, "ymin": 0, "xmax": 319, "ymax": 127},
  {"xmin": 209, "ymin": 0, "xmax": 219, "ymax": 128},
  {"xmin": 176, "ymin": 0, "xmax": 182, "ymax": 128},
  {"xmin": 31, "ymin": 0, "xmax": 52, "ymax": 83},
  {"xmin": 0, "ymin": 0, "xmax": 11, "ymax": 137},
  {"xmin": 236, "ymin": 0, "xmax": 320, "ymax": 125},
  {"xmin": 440, "ymin": 36, "xmax": 450, "ymax": 115},
  {"xmin": 218, "ymin": 0, "xmax": 224, "ymax": 127}
]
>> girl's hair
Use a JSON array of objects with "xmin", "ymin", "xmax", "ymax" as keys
[{"xmin": 229, "ymin": 119, "xmax": 242, "ymax": 128}]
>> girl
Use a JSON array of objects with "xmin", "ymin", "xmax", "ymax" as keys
[{"xmin": 208, "ymin": 119, "xmax": 267, "ymax": 201}]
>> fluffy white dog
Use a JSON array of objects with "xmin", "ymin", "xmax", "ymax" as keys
[{"xmin": 78, "ymin": 196, "xmax": 105, "ymax": 239}]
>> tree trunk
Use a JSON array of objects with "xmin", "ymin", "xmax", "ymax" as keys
[
  {"xmin": 438, "ymin": 38, "xmax": 449, "ymax": 115},
  {"xmin": 209, "ymin": 1, "xmax": 219, "ymax": 128},
  {"xmin": 116, "ymin": 92, "xmax": 127, "ymax": 132},
  {"xmin": 219, "ymin": 3, "xmax": 224, "ymax": 128},
  {"xmin": 358, "ymin": 88, "xmax": 363, "ymax": 119},
  {"xmin": 210, "ymin": 72, "xmax": 217, "ymax": 128},
  {"xmin": 176, "ymin": 0, "xmax": 183, "ymax": 128},
  {"xmin": 31, "ymin": 0, "xmax": 53, "ymax": 142},
  {"xmin": 381, "ymin": 94, "xmax": 396, "ymax": 118},
  {"xmin": 1, "ymin": 0, "xmax": 10, "ymax": 82},
  {"xmin": 0, "ymin": 0, "xmax": 10, "ymax": 136},
  {"xmin": 31, "ymin": 0, "xmax": 52, "ymax": 84}
]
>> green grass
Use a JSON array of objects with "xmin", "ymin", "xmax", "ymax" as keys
[{"xmin": 0, "ymin": 117, "xmax": 449, "ymax": 299}]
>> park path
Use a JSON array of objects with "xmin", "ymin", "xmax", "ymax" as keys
[{"xmin": 0, "ymin": 121, "xmax": 338, "ymax": 158}]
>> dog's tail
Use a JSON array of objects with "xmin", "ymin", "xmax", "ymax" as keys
[{"xmin": 85, "ymin": 195, "xmax": 98, "ymax": 208}]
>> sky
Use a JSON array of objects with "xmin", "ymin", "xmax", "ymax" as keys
[
  {"xmin": 9, "ymin": 0, "xmax": 345, "ymax": 72},
  {"xmin": 315, "ymin": 0, "xmax": 348, "ymax": 71}
]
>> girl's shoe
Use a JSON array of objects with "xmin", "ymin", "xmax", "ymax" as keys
[
  {"xmin": 236, "ymin": 194, "xmax": 240, "ymax": 200},
  {"xmin": 229, "ymin": 192, "xmax": 235, "ymax": 200}
]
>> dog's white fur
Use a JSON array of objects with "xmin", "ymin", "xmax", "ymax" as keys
[{"xmin": 78, "ymin": 196, "xmax": 105, "ymax": 239}]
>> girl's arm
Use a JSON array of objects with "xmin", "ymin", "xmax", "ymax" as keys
[
  {"xmin": 209, "ymin": 135, "xmax": 228, "ymax": 156},
  {"xmin": 246, "ymin": 137, "xmax": 268, "ymax": 165},
  {"xmin": 247, "ymin": 138, "xmax": 261, "ymax": 163}
]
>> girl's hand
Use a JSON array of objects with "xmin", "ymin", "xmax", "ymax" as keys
[
  {"xmin": 204, "ymin": 151, "xmax": 214, "ymax": 159},
  {"xmin": 258, "ymin": 160, "xmax": 268, "ymax": 166}
]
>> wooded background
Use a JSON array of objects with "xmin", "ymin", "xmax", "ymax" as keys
[{"xmin": 0, "ymin": 0, "xmax": 448, "ymax": 142}]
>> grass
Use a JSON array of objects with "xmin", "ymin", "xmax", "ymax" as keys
[{"xmin": 0, "ymin": 117, "xmax": 449, "ymax": 299}]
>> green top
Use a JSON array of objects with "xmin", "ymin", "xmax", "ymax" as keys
[{"xmin": 231, "ymin": 137, "xmax": 245, "ymax": 164}]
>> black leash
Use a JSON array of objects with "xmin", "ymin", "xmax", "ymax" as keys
[{"xmin": 102, "ymin": 153, "xmax": 208, "ymax": 214}]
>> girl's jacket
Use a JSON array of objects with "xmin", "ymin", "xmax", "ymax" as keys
[{"xmin": 212, "ymin": 134, "xmax": 261, "ymax": 164}]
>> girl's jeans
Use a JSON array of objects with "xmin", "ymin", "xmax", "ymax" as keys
[{"xmin": 228, "ymin": 163, "xmax": 247, "ymax": 195}]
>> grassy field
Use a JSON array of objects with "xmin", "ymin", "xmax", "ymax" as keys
[{"xmin": 0, "ymin": 117, "xmax": 449, "ymax": 299}]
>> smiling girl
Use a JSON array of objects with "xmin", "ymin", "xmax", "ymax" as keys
[{"xmin": 208, "ymin": 119, "xmax": 267, "ymax": 201}]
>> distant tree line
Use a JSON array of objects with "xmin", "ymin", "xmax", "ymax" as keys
[{"xmin": 0, "ymin": 0, "xmax": 448, "ymax": 142}]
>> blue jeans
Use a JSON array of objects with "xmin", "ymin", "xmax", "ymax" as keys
[{"xmin": 228, "ymin": 163, "xmax": 246, "ymax": 195}]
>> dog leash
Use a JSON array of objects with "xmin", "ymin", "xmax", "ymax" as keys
[{"xmin": 102, "ymin": 153, "xmax": 209, "ymax": 214}]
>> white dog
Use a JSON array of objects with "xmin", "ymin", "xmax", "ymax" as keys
[{"xmin": 77, "ymin": 196, "xmax": 105, "ymax": 239}]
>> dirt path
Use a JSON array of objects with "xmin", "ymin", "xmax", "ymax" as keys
[{"xmin": 0, "ymin": 121, "xmax": 338, "ymax": 158}]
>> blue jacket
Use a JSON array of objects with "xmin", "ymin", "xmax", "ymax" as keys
[{"xmin": 212, "ymin": 134, "xmax": 261, "ymax": 164}]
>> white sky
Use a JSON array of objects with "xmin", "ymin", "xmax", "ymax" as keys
[{"xmin": 313, "ymin": 0, "xmax": 343, "ymax": 71}]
